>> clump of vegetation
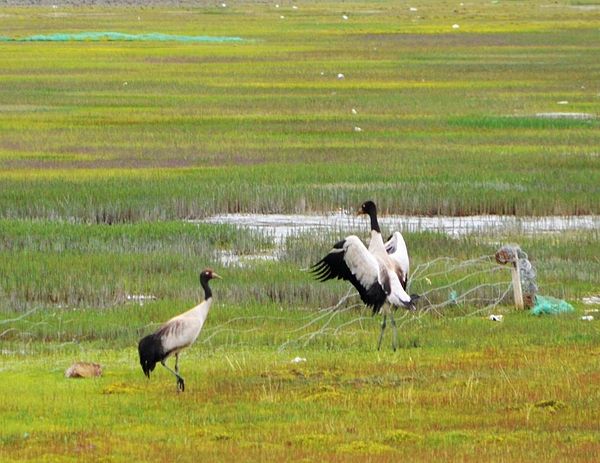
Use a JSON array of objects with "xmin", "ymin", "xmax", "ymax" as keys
[
  {"xmin": 337, "ymin": 440, "xmax": 395, "ymax": 454},
  {"xmin": 383, "ymin": 429, "xmax": 423, "ymax": 444},
  {"xmin": 534, "ymin": 399, "xmax": 567, "ymax": 413}
]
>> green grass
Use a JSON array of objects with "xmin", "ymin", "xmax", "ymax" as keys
[
  {"xmin": 0, "ymin": 1, "xmax": 599, "ymax": 218},
  {"xmin": 0, "ymin": 221, "xmax": 598, "ymax": 461},
  {"xmin": 1, "ymin": 1, "xmax": 599, "ymax": 461},
  {"xmin": 1, "ymin": 307, "xmax": 599, "ymax": 462}
]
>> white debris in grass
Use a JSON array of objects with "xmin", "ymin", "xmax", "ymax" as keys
[
  {"xmin": 342, "ymin": 14, "xmax": 349, "ymax": 20},
  {"xmin": 488, "ymin": 314, "xmax": 503, "ymax": 322},
  {"xmin": 557, "ymin": 100, "xmax": 569, "ymax": 105},
  {"xmin": 337, "ymin": 73, "xmax": 345, "ymax": 79},
  {"xmin": 351, "ymin": 108, "xmax": 357, "ymax": 114},
  {"xmin": 581, "ymin": 315, "xmax": 594, "ymax": 321},
  {"xmin": 354, "ymin": 126, "xmax": 363, "ymax": 132},
  {"xmin": 291, "ymin": 357, "xmax": 307, "ymax": 364},
  {"xmin": 582, "ymin": 296, "xmax": 600, "ymax": 305},
  {"xmin": 452, "ymin": 24, "xmax": 460, "ymax": 29},
  {"xmin": 126, "ymin": 294, "xmax": 157, "ymax": 305},
  {"xmin": 217, "ymin": 250, "xmax": 278, "ymax": 267}
]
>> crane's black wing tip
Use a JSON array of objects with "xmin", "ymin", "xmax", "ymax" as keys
[{"xmin": 310, "ymin": 260, "xmax": 334, "ymax": 281}]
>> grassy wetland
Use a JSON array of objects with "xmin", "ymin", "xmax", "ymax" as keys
[{"xmin": 1, "ymin": 1, "xmax": 599, "ymax": 461}]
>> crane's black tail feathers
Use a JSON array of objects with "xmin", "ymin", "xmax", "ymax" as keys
[{"xmin": 138, "ymin": 333, "xmax": 164, "ymax": 378}]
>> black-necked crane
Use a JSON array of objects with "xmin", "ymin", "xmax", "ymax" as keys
[
  {"xmin": 138, "ymin": 268, "xmax": 221, "ymax": 392},
  {"xmin": 311, "ymin": 201, "xmax": 418, "ymax": 350}
]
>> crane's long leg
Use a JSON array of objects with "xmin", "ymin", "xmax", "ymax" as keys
[
  {"xmin": 161, "ymin": 359, "xmax": 185, "ymax": 392},
  {"xmin": 174, "ymin": 354, "xmax": 184, "ymax": 391},
  {"xmin": 377, "ymin": 314, "xmax": 387, "ymax": 351},
  {"xmin": 390, "ymin": 312, "xmax": 398, "ymax": 352}
]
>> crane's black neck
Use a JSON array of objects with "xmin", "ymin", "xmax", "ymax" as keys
[
  {"xmin": 200, "ymin": 276, "xmax": 212, "ymax": 300},
  {"xmin": 367, "ymin": 210, "xmax": 381, "ymax": 234}
]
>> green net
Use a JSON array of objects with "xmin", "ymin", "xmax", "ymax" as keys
[
  {"xmin": 531, "ymin": 295, "xmax": 574, "ymax": 316},
  {"xmin": 0, "ymin": 32, "xmax": 243, "ymax": 43}
]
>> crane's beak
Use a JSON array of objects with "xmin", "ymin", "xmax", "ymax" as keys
[
  {"xmin": 408, "ymin": 294, "xmax": 420, "ymax": 311},
  {"xmin": 356, "ymin": 208, "xmax": 365, "ymax": 216},
  {"xmin": 212, "ymin": 272, "xmax": 223, "ymax": 280}
]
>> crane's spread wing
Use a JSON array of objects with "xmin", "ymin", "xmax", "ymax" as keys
[
  {"xmin": 311, "ymin": 235, "xmax": 387, "ymax": 311},
  {"xmin": 385, "ymin": 231, "xmax": 410, "ymax": 289}
]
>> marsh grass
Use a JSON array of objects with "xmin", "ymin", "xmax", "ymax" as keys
[
  {"xmin": 1, "ymin": 220, "xmax": 598, "ymax": 314},
  {"xmin": 0, "ymin": 1, "xmax": 599, "ymax": 218}
]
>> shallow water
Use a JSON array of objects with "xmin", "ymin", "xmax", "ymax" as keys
[
  {"xmin": 201, "ymin": 212, "xmax": 600, "ymax": 241},
  {"xmin": 198, "ymin": 213, "xmax": 599, "ymax": 266},
  {"xmin": 535, "ymin": 112, "xmax": 596, "ymax": 119}
]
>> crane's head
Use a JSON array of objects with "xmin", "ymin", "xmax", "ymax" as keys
[
  {"xmin": 357, "ymin": 200, "xmax": 377, "ymax": 217},
  {"xmin": 200, "ymin": 268, "xmax": 222, "ymax": 282}
]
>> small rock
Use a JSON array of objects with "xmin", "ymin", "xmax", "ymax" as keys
[{"xmin": 65, "ymin": 362, "xmax": 102, "ymax": 378}]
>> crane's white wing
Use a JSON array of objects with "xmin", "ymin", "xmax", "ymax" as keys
[
  {"xmin": 311, "ymin": 235, "xmax": 387, "ymax": 311},
  {"xmin": 385, "ymin": 231, "xmax": 410, "ymax": 288},
  {"xmin": 342, "ymin": 235, "xmax": 381, "ymax": 290}
]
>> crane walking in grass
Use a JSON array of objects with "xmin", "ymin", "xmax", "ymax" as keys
[
  {"xmin": 311, "ymin": 201, "xmax": 418, "ymax": 350},
  {"xmin": 138, "ymin": 268, "xmax": 222, "ymax": 392}
]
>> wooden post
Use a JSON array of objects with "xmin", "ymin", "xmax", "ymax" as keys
[{"xmin": 511, "ymin": 259, "xmax": 524, "ymax": 310}]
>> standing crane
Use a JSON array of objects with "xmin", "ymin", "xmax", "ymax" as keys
[
  {"xmin": 311, "ymin": 201, "xmax": 418, "ymax": 350},
  {"xmin": 138, "ymin": 268, "xmax": 222, "ymax": 391}
]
